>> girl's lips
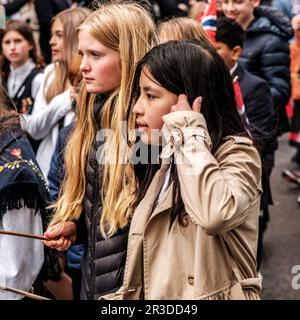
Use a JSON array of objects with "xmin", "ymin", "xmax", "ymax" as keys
[
  {"xmin": 136, "ymin": 122, "xmax": 148, "ymax": 131},
  {"xmin": 84, "ymin": 77, "xmax": 94, "ymax": 83}
]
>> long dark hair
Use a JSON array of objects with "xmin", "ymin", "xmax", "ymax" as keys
[
  {"xmin": 0, "ymin": 20, "xmax": 45, "ymax": 87},
  {"xmin": 129, "ymin": 39, "xmax": 252, "ymax": 228},
  {"xmin": 0, "ymin": 83, "xmax": 19, "ymax": 135}
]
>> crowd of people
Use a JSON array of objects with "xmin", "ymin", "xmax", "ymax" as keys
[{"xmin": 0, "ymin": 0, "xmax": 299, "ymax": 300}]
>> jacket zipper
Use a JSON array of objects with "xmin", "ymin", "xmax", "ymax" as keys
[{"xmin": 90, "ymin": 148, "xmax": 99, "ymax": 300}]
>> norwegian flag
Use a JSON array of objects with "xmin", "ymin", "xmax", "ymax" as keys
[
  {"xmin": 201, "ymin": 0, "xmax": 217, "ymax": 45},
  {"xmin": 233, "ymin": 76, "xmax": 250, "ymax": 129}
]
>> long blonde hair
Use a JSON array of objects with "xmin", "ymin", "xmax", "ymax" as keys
[
  {"xmin": 158, "ymin": 17, "xmax": 211, "ymax": 45},
  {"xmin": 45, "ymin": 7, "xmax": 90, "ymax": 103},
  {"xmin": 50, "ymin": 2, "xmax": 157, "ymax": 237}
]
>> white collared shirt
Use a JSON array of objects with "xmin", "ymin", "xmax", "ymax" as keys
[
  {"xmin": 230, "ymin": 63, "xmax": 238, "ymax": 76},
  {"xmin": 7, "ymin": 59, "xmax": 43, "ymax": 99}
]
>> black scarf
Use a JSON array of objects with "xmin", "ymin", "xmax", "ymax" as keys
[{"xmin": 0, "ymin": 123, "xmax": 50, "ymax": 228}]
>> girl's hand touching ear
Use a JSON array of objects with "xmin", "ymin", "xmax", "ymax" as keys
[{"xmin": 170, "ymin": 94, "xmax": 202, "ymax": 113}]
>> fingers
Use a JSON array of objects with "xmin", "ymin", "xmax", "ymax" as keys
[
  {"xmin": 44, "ymin": 223, "xmax": 64, "ymax": 239},
  {"xmin": 171, "ymin": 94, "xmax": 202, "ymax": 113},
  {"xmin": 192, "ymin": 96, "xmax": 202, "ymax": 113},
  {"xmin": 42, "ymin": 237, "xmax": 72, "ymax": 252},
  {"xmin": 171, "ymin": 94, "xmax": 190, "ymax": 112}
]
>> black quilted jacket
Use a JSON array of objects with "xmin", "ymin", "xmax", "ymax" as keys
[{"xmin": 77, "ymin": 95, "xmax": 128, "ymax": 300}]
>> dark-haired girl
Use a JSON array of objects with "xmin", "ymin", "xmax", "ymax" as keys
[
  {"xmin": 0, "ymin": 85, "xmax": 49, "ymax": 299},
  {"xmin": 0, "ymin": 20, "xmax": 44, "ymax": 116},
  {"xmin": 0, "ymin": 19, "xmax": 45, "ymax": 153},
  {"xmin": 105, "ymin": 40, "xmax": 262, "ymax": 300}
]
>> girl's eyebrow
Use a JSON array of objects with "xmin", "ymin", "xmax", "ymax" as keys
[{"xmin": 142, "ymin": 85, "xmax": 160, "ymax": 93}]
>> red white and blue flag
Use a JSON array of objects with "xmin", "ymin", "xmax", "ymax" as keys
[
  {"xmin": 201, "ymin": 0, "xmax": 217, "ymax": 45},
  {"xmin": 233, "ymin": 76, "xmax": 250, "ymax": 130}
]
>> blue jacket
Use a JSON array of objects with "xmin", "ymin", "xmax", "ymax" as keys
[
  {"xmin": 233, "ymin": 63, "xmax": 277, "ymax": 167},
  {"xmin": 48, "ymin": 124, "xmax": 84, "ymax": 270},
  {"xmin": 239, "ymin": 5, "xmax": 293, "ymax": 134}
]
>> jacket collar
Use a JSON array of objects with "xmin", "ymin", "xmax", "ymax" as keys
[
  {"xmin": 129, "ymin": 164, "xmax": 175, "ymax": 237},
  {"xmin": 232, "ymin": 63, "xmax": 245, "ymax": 82}
]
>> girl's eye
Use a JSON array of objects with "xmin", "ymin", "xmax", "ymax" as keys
[
  {"xmin": 91, "ymin": 51, "xmax": 102, "ymax": 58},
  {"xmin": 146, "ymin": 94, "xmax": 156, "ymax": 100}
]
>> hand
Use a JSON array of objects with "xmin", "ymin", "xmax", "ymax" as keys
[
  {"xmin": 170, "ymin": 94, "xmax": 202, "ymax": 113},
  {"xmin": 43, "ymin": 221, "xmax": 77, "ymax": 252}
]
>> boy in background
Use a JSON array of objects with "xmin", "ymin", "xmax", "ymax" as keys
[{"xmin": 216, "ymin": 17, "xmax": 277, "ymax": 273}]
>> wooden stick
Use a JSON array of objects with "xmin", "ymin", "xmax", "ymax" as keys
[
  {"xmin": 0, "ymin": 285, "xmax": 51, "ymax": 300},
  {"xmin": 0, "ymin": 230, "xmax": 50, "ymax": 241}
]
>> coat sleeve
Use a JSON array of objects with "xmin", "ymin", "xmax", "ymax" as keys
[
  {"xmin": 244, "ymin": 80, "xmax": 277, "ymax": 157},
  {"xmin": 260, "ymin": 35, "xmax": 291, "ymax": 109},
  {"xmin": 4, "ymin": 0, "xmax": 29, "ymax": 15},
  {"xmin": 0, "ymin": 207, "xmax": 44, "ymax": 300},
  {"xmin": 20, "ymin": 89, "xmax": 72, "ymax": 140},
  {"xmin": 161, "ymin": 111, "xmax": 262, "ymax": 235},
  {"xmin": 48, "ymin": 134, "xmax": 64, "ymax": 203}
]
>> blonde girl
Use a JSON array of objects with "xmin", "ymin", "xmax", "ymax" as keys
[
  {"xmin": 158, "ymin": 16, "xmax": 211, "ymax": 44},
  {"xmin": 20, "ymin": 7, "xmax": 90, "ymax": 179},
  {"xmin": 44, "ymin": 2, "xmax": 157, "ymax": 300}
]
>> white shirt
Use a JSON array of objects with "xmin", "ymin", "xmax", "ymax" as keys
[
  {"xmin": 0, "ymin": 207, "xmax": 44, "ymax": 300},
  {"xmin": 7, "ymin": 59, "xmax": 43, "ymax": 99},
  {"xmin": 156, "ymin": 165, "xmax": 172, "ymax": 204},
  {"xmin": 20, "ymin": 63, "xmax": 74, "ymax": 181},
  {"xmin": 230, "ymin": 63, "xmax": 238, "ymax": 76}
]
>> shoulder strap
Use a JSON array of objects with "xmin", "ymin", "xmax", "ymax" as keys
[{"xmin": 13, "ymin": 68, "xmax": 42, "ymax": 100}]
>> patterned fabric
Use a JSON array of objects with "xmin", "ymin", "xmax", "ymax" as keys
[
  {"xmin": 0, "ymin": 121, "xmax": 49, "ymax": 226},
  {"xmin": 0, "ymin": 119, "xmax": 62, "ymax": 282}
]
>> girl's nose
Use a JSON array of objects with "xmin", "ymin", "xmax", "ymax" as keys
[
  {"xmin": 132, "ymin": 96, "xmax": 144, "ymax": 115},
  {"xmin": 79, "ymin": 57, "xmax": 90, "ymax": 73}
]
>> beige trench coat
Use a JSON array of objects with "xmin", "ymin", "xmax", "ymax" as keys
[{"xmin": 103, "ymin": 111, "xmax": 262, "ymax": 300}]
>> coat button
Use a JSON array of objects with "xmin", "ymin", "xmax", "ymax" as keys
[{"xmin": 188, "ymin": 276, "xmax": 194, "ymax": 285}]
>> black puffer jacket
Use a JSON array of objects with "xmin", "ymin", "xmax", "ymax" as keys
[
  {"xmin": 239, "ymin": 5, "xmax": 293, "ymax": 134},
  {"xmin": 77, "ymin": 96, "xmax": 128, "ymax": 300}
]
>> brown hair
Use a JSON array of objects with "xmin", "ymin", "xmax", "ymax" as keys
[
  {"xmin": 45, "ymin": 7, "xmax": 90, "ymax": 104},
  {"xmin": 0, "ymin": 83, "xmax": 19, "ymax": 134},
  {"xmin": 0, "ymin": 19, "xmax": 45, "ymax": 86}
]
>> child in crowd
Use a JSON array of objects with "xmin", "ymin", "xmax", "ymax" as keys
[
  {"xmin": 216, "ymin": 17, "xmax": 276, "ymax": 271},
  {"xmin": 43, "ymin": 2, "xmax": 157, "ymax": 300},
  {"xmin": 0, "ymin": 19, "xmax": 44, "ymax": 153},
  {"xmin": 20, "ymin": 7, "xmax": 90, "ymax": 180},
  {"xmin": 104, "ymin": 39, "xmax": 262, "ymax": 300}
]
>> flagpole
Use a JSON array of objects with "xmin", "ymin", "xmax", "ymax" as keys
[
  {"xmin": 0, "ymin": 230, "xmax": 50, "ymax": 241},
  {"xmin": 0, "ymin": 285, "xmax": 51, "ymax": 300}
]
